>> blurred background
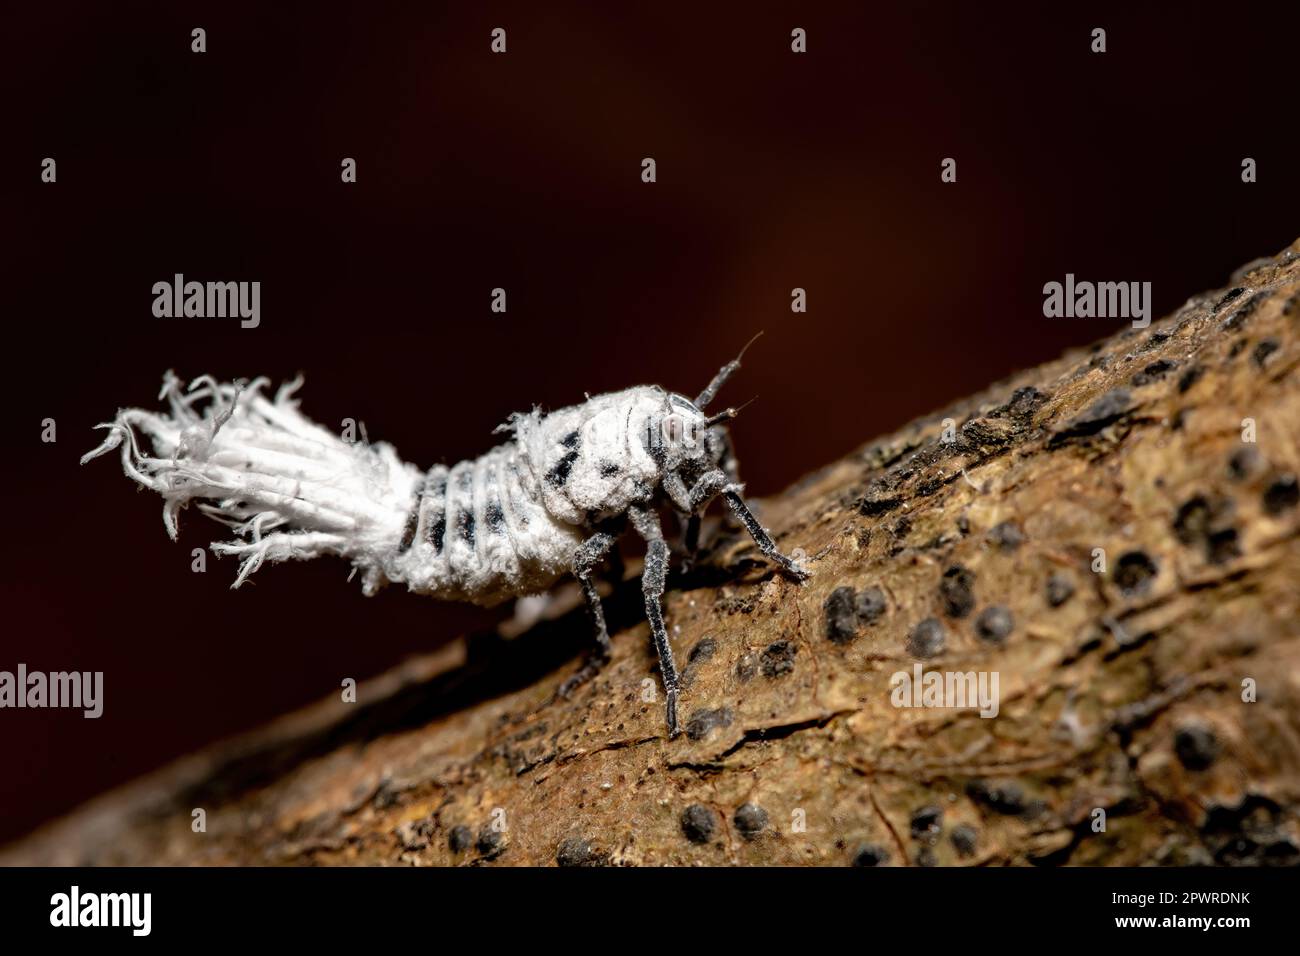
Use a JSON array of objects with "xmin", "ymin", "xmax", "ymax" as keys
[{"xmin": 2, "ymin": 1, "xmax": 1297, "ymax": 846}]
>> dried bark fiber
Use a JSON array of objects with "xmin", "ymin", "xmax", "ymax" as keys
[{"xmin": 9, "ymin": 242, "xmax": 1300, "ymax": 867}]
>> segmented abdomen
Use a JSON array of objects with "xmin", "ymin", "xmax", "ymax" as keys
[{"xmin": 390, "ymin": 442, "xmax": 583, "ymax": 606}]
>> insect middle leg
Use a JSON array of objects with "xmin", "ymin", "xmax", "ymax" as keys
[
  {"xmin": 557, "ymin": 525, "xmax": 622, "ymax": 699},
  {"xmin": 629, "ymin": 505, "xmax": 681, "ymax": 737}
]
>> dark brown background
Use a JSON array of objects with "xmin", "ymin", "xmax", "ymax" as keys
[{"xmin": 2, "ymin": 1, "xmax": 1297, "ymax": 846}]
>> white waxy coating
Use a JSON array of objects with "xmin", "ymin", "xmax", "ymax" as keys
[{"xmin": 83, "ymin": 377, "xmax": 711, "ymax": 606}]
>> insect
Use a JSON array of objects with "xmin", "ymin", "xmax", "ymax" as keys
[{"xmin": 82, "ymin": 345, "xmax": 809, "ymax": 735}]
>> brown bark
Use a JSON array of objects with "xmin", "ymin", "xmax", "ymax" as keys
[{"xmin": 8, "ymin": 242, "xmax": 1300, "ymax": 867}]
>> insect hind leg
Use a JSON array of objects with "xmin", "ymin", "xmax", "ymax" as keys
[{"xmin": 557, "ymin": 525, "xmax": 621, "ymax": 699}]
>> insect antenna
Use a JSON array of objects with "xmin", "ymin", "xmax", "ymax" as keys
[
  {"xmin": 704, "ymin": 395, "xmax": 757, "ymax": 427},
  {"xmin": 694, "ymin": 332, "xmax": 763, "ymax": 410}
]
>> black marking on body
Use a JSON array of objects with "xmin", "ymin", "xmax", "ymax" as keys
[
  {"xmin": 397, "ymin": 490, "xmax": 423, "ymax": 554},
  {"xmin": 451, "ymin": 466, "xmax": 474, "ymax": 548},
  {"xmin": 486, "ymin": 498, "xmax": 505, "ymax": 534},
  {"xmin": 547, "ymin": 450, "xmax": 579, "ymax": 487},
  {"xmin": 560, "ymin": 430, "xmax": 582, "ymax": 450},
  {"xmin": 599, "ymin": 460, "xmax": 620, "ymax": 477},
  {"xmin": 425, "ymin": 473, "xmax": 447, "ymax": 554}
]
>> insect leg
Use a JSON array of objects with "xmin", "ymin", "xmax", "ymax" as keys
[
  {"xmin": 557, "ymin": 526, "xmax": 621, "ymax": 698},
  {"xmin": 680, "ymin": 513, "xmax": 701, "ymax": 571},
  {"xmin": 722, "ymin": 490, "xmax": 810, "ymax": 581},
  {"xmin": 629, "ymin": 506, "xmax": 681, "ymax": 737},
  {"xmin": 664, "ymin": 468, "xmax": 732, "ymax": 568}
]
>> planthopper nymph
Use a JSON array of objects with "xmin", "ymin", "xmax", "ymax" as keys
[{"xmin": 82, "ymin": 344, "xmax": 810, "ymax": 735}]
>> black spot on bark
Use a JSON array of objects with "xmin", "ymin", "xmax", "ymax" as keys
[
  {"xmin": 1173, "ymin": 494, "xmax": 1238, "ymax": 563},
  {"xmin": 1227, "ymin": 447, "xmax": 1261, "ymax": 481},
  {"xmin": 856, "ymin": 586, "xmax": 887, "ymax": 624},
  {"xmin": 1212, "ymin": 287, "xmax": 1246, "ymax": 313},
  {"xmin": 940, "ymin": 565, "xmax": 976, "ymax": 618},
  {"xmin": 556, "ymin": 836, "xmax": 606, "ymax": 867},
  {"xmin": 476, "ymin": 825, "xmax": 505, "ymax": 858},
  {"xmin": 910, "ymin": 805, "xmax": 943, "ymax": 841},
  {"xmin": 1221, "ymin": 290, "xmax": 1268, "ymax": 331},
  {"xmin": 1177, "ymin": 365, "xmax": 1205, "ymax": 393},
  {"xmin": 1046, "ymin": 572, "xmax": 1075, "ymax": 607},
  {"xmin": 851, "ymin": 844, "xmax": 890, "ymax": 866},
  {"xmin": 1142, "ymin": 329, "xmax": 1171, "ymax": 350},
  {"xmin": 1264, "ymin": 474, "xmax": 1299, "ymax": 515},
  {"xmin": 1113, "ymin": 551, "xmax": 1158, "ymax": 596},
  {"xmin": 858, "ymin": 496, "xmax": 903, "ymax": 517},
  {"xmin": 760, "ymin": 639, "xmax": 798, "ymax": 678},
  {"xmin": 975, "ymin": 605, "xmax": 1014, "ymax": 644},
  {"xmin": 734, "ymin": 804, "xmax": 769, "ymax": 840},
  {"xmin": 680, "ymin": 804, "xmax": 718, "ymax": 844},
  {"xmin": 907, "ymin": 618, "xmax": 946, "ymax": 658},
  {"xmin": 1131, "ymin": 359, "xmax": 1176, "ymax": 387},
  {"xmin": 687, "ymin": 637, "xmax": 717, "ymax": 667},
  {"xmin": 824, "ymin": 586, "xmax": 859, "ymax": 643},
  {"xmin": 950, "ymin": 824, "xmax": 978, "ymax": 857},
  {"xmin": 988, "ymin": 520, "xmax": 1024, "ymax": 552},
  {"xmin": 448, "ymin": 825, "xmax": 473, "ymax": 853},
  {"xmin": 1252, "ymin": 338, "xmax": 1280, "ymax": 367},
  {"xmin": 685, "ymin": 707, "xmax": 733, "ymax": 741},
  {"xmin": 1207, "ymin": 527, "xmax": 1241, "ymax": 564},
  {"xmin": 1050, "ymin": 389, "xmax": 1133, "ymax": 445},
  {"xmin": 1173, "ymin": 495, "xmax": 1214, "ymax": 545},
  {"xmin": 966, "ymin": 780, "xmax": 1027, "ymax": 816},
  {"xmin": 997, "ymin": 385, "xmax": 1049, "ymax": 420},
  {"xmin": 1175, "ymin": 726, "xmax": 1219, "ymax": 771}
]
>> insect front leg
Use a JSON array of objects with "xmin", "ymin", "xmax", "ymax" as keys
[
  {"xmin": 663, "ymin": 469, "xmax": 732, "ymax": 570},
  {"xmin": 663, "ymin": 469, "xmax": 732, "ymax": 514},
  {"xmin": 629, "ymin": 505, "xmax": 681, "ymax": 737},
  {"xmin": 557, "ymin": 525, "xmax": 622, "ymax": 699},
  {"xmin": 723, "ymin": 489, "xmax": 810, "ymax": 581}
]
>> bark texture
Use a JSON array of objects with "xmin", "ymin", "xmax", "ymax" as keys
[{"xmin": 8, "ymin": 242, "xmax": 1300, "ymax": 867}]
